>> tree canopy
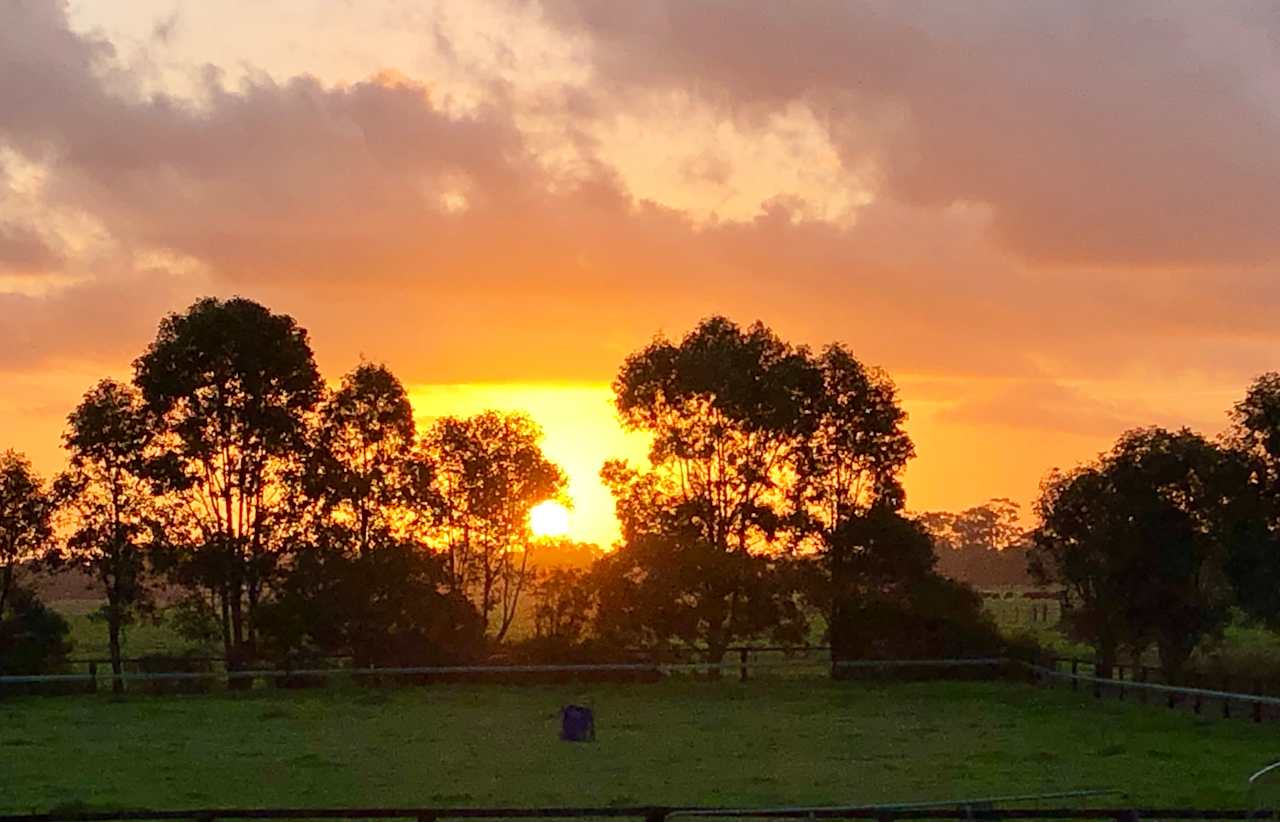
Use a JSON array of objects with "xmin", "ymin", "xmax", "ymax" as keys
[
  {"xmin": 1031, "ymin": 427, "xmax": 1247, "ymax": 678},
  {"xmin": 0, "ymin": 450, "xmax": 53, "ymax": 620},
  {"xmin": 51, "ymin": 379, "xmax": 162, "ymax": 691},
  {"xmin": 134, "ymin": 296, "xmax": 324, "ymax": 665}
]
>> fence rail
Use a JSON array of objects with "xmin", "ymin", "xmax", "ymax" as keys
[
  {"xmin": 7, "ymin": 653, "xmax": 1280, "ymax": 725},
  {"xmin": 1, "ymin": 647, "xmax": 838, "ymax": 690},
  {"xmin": 10, "ymin": 808, "xmax": 1280, "ymax": 822},
  {"xmin": 1029, "ymin": 659, "xmax": 1280, "ymax": 722}
]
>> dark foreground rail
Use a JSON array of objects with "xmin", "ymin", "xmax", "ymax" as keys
[{"xmin": 10, "ymin": 808, "xmax": 1280, "ymax": 822}]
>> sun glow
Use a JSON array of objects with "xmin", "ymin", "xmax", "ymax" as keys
[
  {"xmin": 409, "ymin": 382, "xmax": 651, "ymax": 548},
  {"xmin": 529, "ymin": 500, "xmax": 571, "ymax": 538}
]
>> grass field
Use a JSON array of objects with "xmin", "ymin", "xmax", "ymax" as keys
[
  {"xmin": 56, "ymin": 600, "xmax": 215, "ymax": 660},
  {"xmin": 3, "ymin": 678, "xmax": 1279, "ymax": 813}
]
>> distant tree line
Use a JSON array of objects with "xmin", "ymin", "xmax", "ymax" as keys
[{"xmin": 919, "ymin": 499, "xmax": 1033, "ymax": 588}]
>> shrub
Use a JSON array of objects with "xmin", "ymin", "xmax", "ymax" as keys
[
  {"xmin": 259, "ymin": 541, "xmax": 485, "ymax": 673},
  {"xmin": 830, "ymin": 574, "xmax": 1007, "ymax": 679},
  {"xmin": 0, "ymin": 586, "xmax": 72, "ymax": 675}
]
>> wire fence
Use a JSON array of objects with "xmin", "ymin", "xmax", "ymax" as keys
[
  {"xmin": 8, "ymin": 651, "xmax": 1280, "ymax": 724},
  {"xmin": 1029, "ymin": 659, "xmax": 1280, "ymax": 722},
  {"xmin": 1, "ymin": 646, "xmax": 839, "ymax": 693}
]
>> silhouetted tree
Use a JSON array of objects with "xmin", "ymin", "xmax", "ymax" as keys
[
  {"xmin": 614, "ymin": 317, "xmax": 819, "ymax": 555},
  {"xmin": 262, "ymin": 361, "xmax": 480, "ymax": 665},
  {"xmin": 50, "ymin": 380, "xmax": 163, "ymax": 692},
  {"xmin": 1222, "ymin": 373, "xmax": 1280, "ymax": 627},
  {"xmin": 794, "ymin": 344, "xmax": 913, "ymax": 538},
  {"xmin": 304, "ymin": 362, "xmax": 429, "ymax": 555},
  {"xmin": 0, "ymin": 450, "xmax": 53, "ymax": 621},
  {"xmin": 599, "ymin": 319, "xmax": 826, "ymax": 661},
  {"xmin": 603, "ymin": 319, "xmax": 923, "ymax": 661},
  {"xmin": 824, "ymin": 506, "xmax": 999, "ymax": 661},
  {"xmin": 259, "ymin": 539, "xmax": 481, "ymax": 667},
  {"xmin": 825, "ymin": 507, "xmax": 937, "ymax": 606},
  {"xmin": 133, "ymin": 297, "xmax": 323, "ymax": 666},
  {"xmin": 1031, "ymin": 428, "xmax": 1246, "ymax": 680},
  {"xmin": 592, "ymin": 519, "xmax": 808, "ymax": 662},
  {"xmin": 0, "ymin": 585, "xmax": 71, "ymax": 677},
  {"xmin": 423, "ymin": 411, "xmax": 565, "ymax": 642},
  {"xmin": 1029, "ymin": 465, "xmax": 1128, "ymax": 676},
  {"xmin": 531, "ymin": 567, "xmax": 595, "ymax": 644}
]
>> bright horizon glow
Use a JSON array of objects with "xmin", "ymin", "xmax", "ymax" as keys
[
  {"xmin": 409, "ymin": 382, "xmax": 651, "ymax": 548},
  {"xmin": 529, "ymin": 500, "xmax": 571, "ymax": 538}
]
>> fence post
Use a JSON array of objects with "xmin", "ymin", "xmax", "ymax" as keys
[
  {"xmin": 1223, "ymin": 676, "xmax": 1232, "ymax": 719},
  {"xmin": 1118, "ymin": 665, "xmax": 1126, "ymax": 701},
  {"xmin": 1193, "ymin": 674, "xmax": 1203, "ymax": 715},
  {"xmin": 87, "ymin": 661, "xmax": 98, "ymax": 694},
  {"xmin": 739, "ymin": 648, "xmax": 749, "ymax": 683},
  {"xmin": 1071, "ymin": 659, "xmax": 1079, "ymax": 691},
  {"xmin": 1139, "ymin": 666, "xmax": 1148, "ymax": 704}
]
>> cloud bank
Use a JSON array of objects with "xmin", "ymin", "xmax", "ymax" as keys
[{"xmin": 2, "ymin": 0, "xmax": 1278, "ymax": 509}]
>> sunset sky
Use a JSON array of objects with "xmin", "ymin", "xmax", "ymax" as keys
[{"xmin": 3, "ymin": 1, "xmax": 1279, "ymax": 546}]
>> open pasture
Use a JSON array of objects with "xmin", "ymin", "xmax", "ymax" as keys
[{"xmin": 2, "ymin": 678, "xmax": 1278, "ymax": 813}]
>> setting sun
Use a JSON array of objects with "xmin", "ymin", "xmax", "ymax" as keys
[{"xmin": 529, "ymin": 500, "xmax": 571, "ymax": 538}]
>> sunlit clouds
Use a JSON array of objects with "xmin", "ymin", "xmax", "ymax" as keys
[{"xmin": 3, "ymin": 1, "xmax": 1280, "ymax": 541}]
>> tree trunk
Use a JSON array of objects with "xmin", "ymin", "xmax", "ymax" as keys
[
  {"xmin": 246, "ymin": 575, "xmax": 260, "ymax": 660},
  {"xmin": 229, "ymin": 587, "xmax": 244, "ymax": 654},
  {"xmin": 108, "ymin": 607, "xmax": 124, "ymax": 695},
  {"xmin": 705, "ymin": 640, "xmax": 728, "ymax": 679},
  {"xmin": 0, "ymin": 562, "xmax": 12, "ymax": 620},
  {"xmin": 1158, "ymin": 634, "xmax": 1193, "ymax": 685},
  {"xmin": 219, "ymin": 585, "xmax": 233, "ymax": 660},
  {"xmin": 1096, "ymin": 638, "xmax": 1117, "ymax": 681}
]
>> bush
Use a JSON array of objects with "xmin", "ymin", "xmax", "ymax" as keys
[
  {"xmin": 830, "ymin": 574, "xmax": 1007, "ymax": 679},
  {"xmin": 259, "ymin": 541, "xmax": 485, "ymax": 673},
  {"xmin": 0, "ymin": 585, "xmax": 72, "ymax": 679}
]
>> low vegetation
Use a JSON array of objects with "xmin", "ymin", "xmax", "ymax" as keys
[{"xmin": 3, "ymin": 679, "xmax": 1278, "ymax": 812}]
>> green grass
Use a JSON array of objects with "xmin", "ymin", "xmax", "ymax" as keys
[
  {"xmin": 2, "ymin": 678, "xmax": 1278, "ymax": 813},
  {"xmin": 57, "ymin": 600, "xmax": 211, "ymax": 659}
]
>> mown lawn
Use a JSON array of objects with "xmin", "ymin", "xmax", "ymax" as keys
[{"xmin": 2, "ymin": 678, "xmax": 1278, "ymax": 813}]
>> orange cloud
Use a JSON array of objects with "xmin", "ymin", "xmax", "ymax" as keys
[{"xmin": 2, "ymin": 0, "xmax": 1278, "ymax": 531}]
